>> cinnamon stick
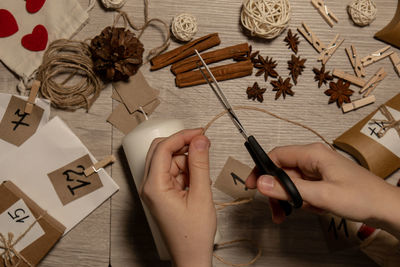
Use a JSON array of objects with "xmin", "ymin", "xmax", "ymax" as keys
[
  {"xmin": 171, "ymin": 43, "xmax": 250, "ymax": 74},
  {"xmin": 175, "ymin": 60, "xmax": 253, "ymax": 88},
  {"xmin": 150, "ymin": 33, "xmax": 220, "ymax": 71}
]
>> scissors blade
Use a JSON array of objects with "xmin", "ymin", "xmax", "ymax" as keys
[{"xmin": 195, "ymin": 50, "xmax": 249, "ymax": 140}]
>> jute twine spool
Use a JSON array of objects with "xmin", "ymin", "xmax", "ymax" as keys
[
  {"xmin": 171, "ymin": 13, "xmax": 198, "ymax": 42},
  {"xmin": 36, "ymin": 39, "xmax": 102, "ymax": 111},
  {"xmin": 348, "ymin": 0, "xmax": 377, "ymax": 26},
  {"xmin": 240, "ymin": 0, "xmax": 291, "ymax": 39},
  {"xmin": 101, "ymin": 0, "xmax": 126, "ymax": 9}
]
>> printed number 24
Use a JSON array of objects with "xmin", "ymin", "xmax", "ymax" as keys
[{"xmin": 8, "ymin": 208, "xmax": 29, "ymax": 223}]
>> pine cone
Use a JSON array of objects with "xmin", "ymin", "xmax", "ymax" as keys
[{"xmin": 90, "ymin": 26, "xmax": 144, "ymax": 82}]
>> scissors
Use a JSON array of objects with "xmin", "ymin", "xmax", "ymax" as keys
[{"xmin": 195, "ymin": 50, "xmax": 303, "ymax": 215}]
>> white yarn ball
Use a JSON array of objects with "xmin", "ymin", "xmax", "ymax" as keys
[
  {"xmin": 348, "ymin": 0, "xmax": 377, "ymax": 26},
  {"xmin": 171, "ymin": 13, "xmax": 198, "ymax": 42},
  {"xmin": 101, "ymin": 0, "xmax": 126, "ymax": 9},
  {"xmin": 240, "ymin": 0, "xmax": 291, "ymax": 39}
]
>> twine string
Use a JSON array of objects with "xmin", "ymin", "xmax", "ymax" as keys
[
  {"xmin": 0, "ymin": 214, "xmax": 46, "ymax": 267},
  {"xmin": 215, "ymin": 198, "xmax": 253, "ymax": 211},
  {"xmin": 370, "ymin": 105, "xmax": 400, "ymax": 138},
  {"xmin": 36, "ymin": 39, "xmax": 103, "ymax": 111},
  {"xmin": 114, "ymin": 0, "xmax": 170, "ymax": 62},
  {"xmin": 202, "ymin": 105, "xmax": 334, "ymax": 150},
  {"xmin": 213, "ymin": 239, "xmax": 262, "ymax": 267}
]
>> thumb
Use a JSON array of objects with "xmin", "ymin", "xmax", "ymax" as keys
[
  {"xmin": 188, "ymin": 135, "xmax": 212, "ymax": 200},
  {"xmin": 257, "ymin": 175, "xmax": 323, "ymax": 206}
]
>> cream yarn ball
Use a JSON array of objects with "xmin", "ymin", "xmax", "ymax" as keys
[
  {"xmin": 171, "ymin": 13, "xmax": 198, "ymax": 42},
  {"xmin": 240, "ymin": 0, "xmax": 291, "ymax": 39},
  {"xmin": 348, "ymin": 0, "xmax": 377, "ymax": 26},
  {"xmin": 101, "ymin": 0, "xmax": 126, "ymax": 9}
]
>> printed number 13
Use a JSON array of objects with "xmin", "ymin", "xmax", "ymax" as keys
[{"xmin": 8, "ymin": 208, "xmax": 30, "ymax": 223}]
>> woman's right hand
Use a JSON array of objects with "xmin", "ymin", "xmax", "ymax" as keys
[{"xmin": 246, "ymin": 143, "xmax": 400, "ymax": 238}]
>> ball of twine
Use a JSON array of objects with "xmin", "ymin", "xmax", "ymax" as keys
[
  {"xmin": 171, "ymin": 13, "xmax": 198, "ymax": 42},
  {"xmin": 348, "ymin": 0, "xmax": 377, "ymax": 26},
  {"xmin": 240, "ymin": 0, "xmax": 291, "ymax": 39},
  {"xmin": 36, "ymin": 39, "xmax": 103, "ymax": 111},
  {"xmin": 101, "ymin": 0, "xmax": 126, "ymax": 9}
]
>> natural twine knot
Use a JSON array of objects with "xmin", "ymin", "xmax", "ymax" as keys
[
  {"xmin": 0, "ymin": 213, "xmax": 45, "ymax": 267},
  {"xmin": 240, "ymin": 0, "xmax": 291, "ymax": 39},
  {"xmin": 348, "ymin": 0, "xmax": 377, "ymax": 26},
  {"xmin": 171, "ymin": 13, "xmax": 198, "ymax": 42},
  {"xmin": 370, "ymin": 105, "xmax": 400, "ymax": 138},
  {"xmin": 101, "ymin": 0, "xmax": 126, "ymax": 9}
]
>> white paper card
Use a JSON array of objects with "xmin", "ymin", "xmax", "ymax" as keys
[
  {"xmin": 0, "ymin": 199, "xmax": 45, "ymax": 253},
  {"xmin": 361, "ymin": 106, "xmax": 400, "ymax": 158},
  {"xmin": 0, "ymin": 116, "xmax": 119, "ymax": 234},
  {"xmin": 0, "ymin": 93, "xmax": 50, "ymax": 161}
]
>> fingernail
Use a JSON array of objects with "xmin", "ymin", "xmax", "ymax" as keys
[
  {"xmin": 259, "ymin": 175, "xmax": 274, "ymax": 190},
  {"xmin": 194, "ymin": 138, "xmax": 209, "ymax": 151}
]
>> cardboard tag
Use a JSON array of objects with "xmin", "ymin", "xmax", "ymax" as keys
[
  {"xmin": 113, "ymin": 71, "xmax": 160, "ymax": 114},
  {"xmin": 107, "ymin": 98, "xmax": 160, "ymax": 134},
  {"xmin": 214, "ymin": 157, "xmax": 256, "ymax": 199},
  {"xmin": 47, "ymin": 154, "xmax": 103, "ymax": 206},
  {"xmin": 360, "ymin": 106, "xmax": 400, "ymax": 158},
  {"xmin": 319, "ymin": 214, "xmax": 363, "ymax": 251},
  {"xmin": 111, "ymin": 89, "xmax": 123, "ymax": 103},
  {"xmin": 0, "ymin": 96, "xmax": 44, "ymax": 146},
  {"xmin": 0, "ymin": 199, "xmax": 45, "ymax": 253}
]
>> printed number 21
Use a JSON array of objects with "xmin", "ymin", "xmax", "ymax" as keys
[
  {"xmin": 8, "ymin": 208, "xmax": 29, "ymax": 223},
  {"xmin": 63, "ymin": 165, "xmax": 91, "ymax": 196}
]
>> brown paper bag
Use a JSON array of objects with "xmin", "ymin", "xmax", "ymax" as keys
[
  {"xmin": 0, "ymin": 181, "xmax": 65, "ymax": 267},
  {"xmin": 334, "ymin": 93, "xmax": 400, "ymax": 178}
]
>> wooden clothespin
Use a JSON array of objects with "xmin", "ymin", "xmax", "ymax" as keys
[
  {"xmin": 360, "ymin": 67, "xmax": 387, "ymax": 97},
  {"xmin": 24, "ymin": 80, "xmax": 41, "ymax": 114},
  {"xmin": 84, "ymin": 155, "xmax": 116, "ymax": 176},
  {"xmin": 332, "ymin": 69, "xmax": 366, "ymax": 87},
  {"xmin": 342, "ymin": 95, "xmax": 376, "ymax": 113},
  {"xmin": 318, "ymin": 34, "xmax": 344, "ymax": 65},
  {"xmin": 297, "ymin": 22, "xmax": 326, "ymax": 53},
  {"xmin": 311, "ymin": 0, "xmax": 339, "ymax": 27},
  {"xmin": 361, "ymin": 46, "xmax": 394, "ymax": 67},
  {"xmin": 390, "ymin": 52, "xmax": 400, "ymax": 76},
  {"xmin": 345, "ymin": 45, "xmax": 366, "ymax": 77}
]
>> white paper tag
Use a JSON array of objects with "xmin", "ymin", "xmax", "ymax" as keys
[
  {"xmin": 360, "ymin": 106, "xmax": 400, "ymax": 158},
  {"xmin": 0, "ymin": 199, "xmax": 45, "ymax": 253}
]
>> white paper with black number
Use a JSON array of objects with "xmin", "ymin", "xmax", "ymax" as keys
[{"xmin": 0, "ymin": 116, "xmax": 119, "ymax": 234}]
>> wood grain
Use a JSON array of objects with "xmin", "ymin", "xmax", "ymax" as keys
[{"xmin": 0, "ymin": 0, "xmax": 399, "ymax": 266}]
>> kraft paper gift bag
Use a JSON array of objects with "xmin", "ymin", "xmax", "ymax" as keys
[
  {"xmin": 334, "ymin": 93, "xmax": 400, "ymax": 178},
  {"xmin": 0, "ymin": 0, "xmax": 89, "ymax": 77},
  {"xmin": 0, "ymin": 181, "xmax": 65, "ymax": 267},
  {"xmin": 0, "ymin": 116, "xmax": 119, "ymax": 233}
]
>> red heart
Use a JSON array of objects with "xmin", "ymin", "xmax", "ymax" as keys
[
  {"xmin": 21, "ymin": 25, "xmax": 48, "ymax": 52},
  {"xmin": 0, "ymin": 9, "xmax": 19, "ymax": 38},
  {"xmin": 26, "ymin": 0, "xmax": 46, "ymax": 13}
]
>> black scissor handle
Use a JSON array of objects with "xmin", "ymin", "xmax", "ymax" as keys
[{"xmin": 245, "ymin": 136, "xmax": 303, "ymax": 213}]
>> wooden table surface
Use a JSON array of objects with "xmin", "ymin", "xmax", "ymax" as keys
[{"xmin": 1, "ymin": 0, "xmax": 399, "ymax": 266}]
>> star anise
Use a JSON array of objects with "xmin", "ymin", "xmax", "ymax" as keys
[
  {"xmin": 284, "ymin": 29, "xmax": 300, "ymax": 54},
  {"xmin": 313, "ymin": 65, "xmax": 333, "ymax": 88},
  {"xmin": 234, "ymin": 45, "xmax": 260, "ymax": 63},
  {"xmin": 247, "ymin": 82, "xmax": 266, "ymax": 103},
  {"xmin": 254, "ymin": 55, "xmax": 279, "ymax": 81},
  {"xmin": 271, "ymin": 77, "xmax": 294, "ymax": 100},
  {"xmin": 288, "ymin": 54, "xmax": 306, "ymax": 85},
  {"xmin": 324, "ymin": 79, "xmax": 354, "ymax": 107}
]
